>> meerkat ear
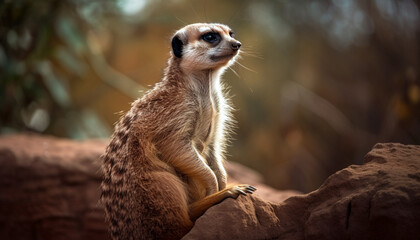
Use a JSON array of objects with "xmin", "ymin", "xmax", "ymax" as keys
[{"xmin": 171, "ymin": 35, "xmax": 184, "ymax": 58}]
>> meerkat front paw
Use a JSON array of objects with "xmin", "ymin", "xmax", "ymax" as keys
[{"xmin": 228, "ymin": 185, "xmax": 257, "ymax": 199}]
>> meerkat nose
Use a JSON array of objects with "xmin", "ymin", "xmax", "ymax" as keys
[{"xmin": 231, "ymin": 41, "xmax": 241, "ymax": 51}]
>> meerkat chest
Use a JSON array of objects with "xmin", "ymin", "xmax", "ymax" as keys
[{"xmin": 193, "ymin": 91, "xmax": 220, "ymax": 151}]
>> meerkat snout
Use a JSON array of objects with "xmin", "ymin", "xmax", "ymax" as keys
[{"xmin": 231, "ymin": 41, "xmax": 241, "ymax": 50}]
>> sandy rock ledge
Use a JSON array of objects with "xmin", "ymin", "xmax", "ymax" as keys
[
  {"xmin": 0, "ymin": 134, "xmax": 419, "ymax": 240},
  {"xmin": 183, "ymin": 143, "xmax": 420, "ymax": 240}
]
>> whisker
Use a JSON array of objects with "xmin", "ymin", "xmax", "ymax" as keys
[
  {"xmin": 228, "ymin": 66, "xmax": 240, "ymax": 78},
  {"xmin": 236, "ymin": 61, "xmax": 258, "ymax": 73},
  {"xmin": 188, "ymin": 0, "xmax": 201, "ymax": 22},
  {"xmin": 175, "ymin": 16, "xmax": 188, "ymax": 25},
  {"xmin": 201, "ymin": 0, "xmax": 208, "ymax": 23},
  {"xmin": 240, "ymin": 46, "xmax": 262, "ymax": 55},
  {"xmin": 240, "ymin": 51, "xmax": 264, "ymax": 59},
  {"xmin": 227, "ymin": 4, "xmax": 244, "ymax": 25}
]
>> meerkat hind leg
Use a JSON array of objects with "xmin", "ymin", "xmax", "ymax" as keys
[
  {"xmin": 137, "ymin": 171, "xmax": 193, "ymax": 239},
  {"xmin": 188, "ymin": 184, "xmax": 256, "ymax": 221}
]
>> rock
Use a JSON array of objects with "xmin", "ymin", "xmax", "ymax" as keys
[
  {"xmin": 0, "ymin": 134, "xmax": 110, "ymax": 240},
  {"xmin": 1, "ymin": 135, "xmax": 419, "ymax": 240},
  {"xmin": 0, "ymin": 134, "xmax": 296, "ymax": 239},
  {"xmin": 183, "ymin": 143, "xmax": 420, "ymax": 240}
]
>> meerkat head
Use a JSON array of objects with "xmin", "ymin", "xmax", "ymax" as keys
[{"xmin": 171, "ymin": 23, "xmax": 241, "ymax": 72}]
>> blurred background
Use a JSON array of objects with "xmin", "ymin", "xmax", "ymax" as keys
[{"xmin": 1, "ymin": 0, "xmax": 419, "ymax": 193}]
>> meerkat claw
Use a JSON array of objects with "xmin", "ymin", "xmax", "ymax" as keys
[
  {"xmin": 238, "ymin": 189, "xmax": 247, "ymax": 196},
  {"xmin": 245, "ymin": 187, "xmax": 255, "ymax": 194}
]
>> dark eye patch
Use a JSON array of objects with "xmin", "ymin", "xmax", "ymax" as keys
[
  {"xmin": 201, "ymin": 32, "xmax": 220, "ymax": 43},
  {"xmin": 229, "ymin": 31, "xmax": 235, "ymax": 38}
]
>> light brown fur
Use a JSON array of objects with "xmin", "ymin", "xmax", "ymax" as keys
[{"xmin": 101, "ymin": 23, "xmax": 255, "ymax": 240}]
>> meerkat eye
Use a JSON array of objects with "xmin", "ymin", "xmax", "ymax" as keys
[
  {"xmin": 201, "ymin": 32, "xmax": 219, "ymax": 43},
  {"xmin": 229, "ymin": 31, "xmax": 235, "ymax": 38}
]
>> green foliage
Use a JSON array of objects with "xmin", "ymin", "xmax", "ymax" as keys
[{"xmin": 0, "ymin": 0, "xmax": 145, "ymax": 138}]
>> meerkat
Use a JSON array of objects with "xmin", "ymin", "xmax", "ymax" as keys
[{"xmin": 101, "ymin": 23, "xmax": 256, "ymax": 240}]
